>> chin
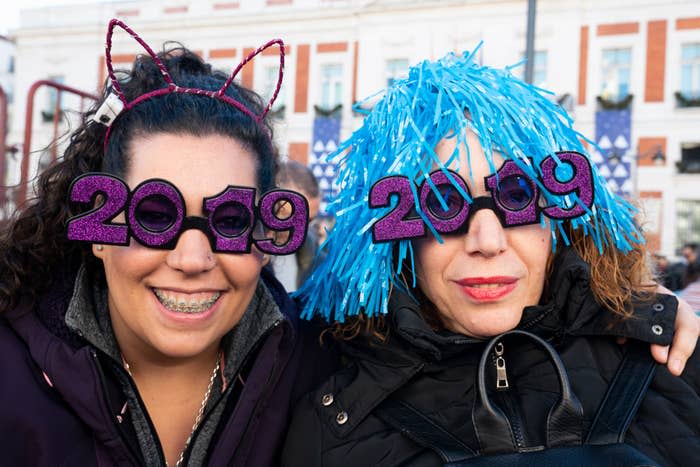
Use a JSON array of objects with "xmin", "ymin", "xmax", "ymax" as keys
[{"xmin": 455, "ymin": 311, "xmax": 523, "ymax": 339}]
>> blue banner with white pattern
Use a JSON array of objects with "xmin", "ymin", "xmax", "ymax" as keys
[
  {"xmin": 309, "ymin": 116, "xmax": 341, "ymax": 215},
  {"xmin": 593, "ymin": 109, "xmax": 633, "ymax": 195}
]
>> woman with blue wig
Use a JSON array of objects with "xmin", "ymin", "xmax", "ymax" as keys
[{"xmin": 282, "ymin": 49, "xmax": 700, "ymax": 465}]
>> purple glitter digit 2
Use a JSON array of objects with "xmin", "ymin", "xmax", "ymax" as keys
[
  {"xmin": 369, "ymin": 175, "xmax": 426, "ymax": 242},
  {"xmin": 485, "ymin": 160, "xmax": 539, "ymax": 226},
  {"xmin": 203, "ymin": 186, "xmax": 256, "ymax": 253},
  {"xmin": 255, "ymin": 190, "xmax": 309, "ymax": 255},
  {"xmin": 127, "ymin": 179, "xmax": 185, "ymax": 248},
  {"xmin": 541, "ymin": 151, "xmax": 594, "ymax": 220},
  {"xmin": 67, "ymin": 173, "xmax": 129, "ymax": 245},
  {"xmin": 419, "ymin": 170, "xmax": 470, "ymax": 234}
]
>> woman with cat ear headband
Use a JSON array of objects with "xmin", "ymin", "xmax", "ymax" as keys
[
  {"xmin": 0, "ymin": 19, "xmax": 328, "ymax": 467},
  {"xmin": 282, "ymin": 49, "xmax": 700, "ymax": 466}
]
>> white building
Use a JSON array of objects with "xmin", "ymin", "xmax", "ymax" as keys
[{"xmin": 5, "ymin": 0, "xmax": 700, "ymax": 255}]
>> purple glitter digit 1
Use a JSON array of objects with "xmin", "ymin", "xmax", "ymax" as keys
[
  {"xmin": 127, "ymin": 179, "xmax": 185, "ymax": 248},
  {"xmin": 67, "ymin": 173, "xmax": 129, "ymax": 245},
  {"xmin": 485, "ymin": 160, "xmax": 539, "ymax": 226},
  {"xmin": 203, "ymin": 186, "xmax": 256, "ymax": 253},
  {"xmin": 369, "ymin": 175, "xmax": 426, "ymax": 242},
  {"xmin": 541, "ymin": 151, "xmax": 594, "ymax": 220},
  {"xmin": 419, "ymin": 170, "xmax": 470, "ymax": 234},
  {"xmin": 254, "ymin": 190, "xmax": 309, "ymax": 255}
]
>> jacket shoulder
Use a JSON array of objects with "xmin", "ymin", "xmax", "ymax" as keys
[
  {"xmin": 0, "ymin": 317, "xmax": 99, "ymax": 465},
  {"xmin": 626, "ymin": 346, "xmax": 700, "ymax": 465}
]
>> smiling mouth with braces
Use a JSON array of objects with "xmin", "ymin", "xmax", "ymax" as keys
[{"xmin": 153, "ymin": 289, "xmax": 221, "ymax": 313}]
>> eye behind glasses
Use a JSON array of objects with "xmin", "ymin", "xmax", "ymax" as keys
[
  {"xmin": 496, "ymin": 175, "xmax": 536, "ymax": 211},
  {"xmin": 134, "ymin": 194, "xmax": 178, "ymax": 232}
]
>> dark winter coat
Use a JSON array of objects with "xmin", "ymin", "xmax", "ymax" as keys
[
  {"xmin": 282, "ymin": 249, "xmax": 700, "ymax": 466},
  {"xmin": 0, "ymin": 264, "xmax": 327, "ymax": 467}
]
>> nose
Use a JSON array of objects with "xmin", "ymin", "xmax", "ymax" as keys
[
  {"xmin": 166, "ymin": 229, "xmax": 216, "ymax": 274},
  {"xmin": 463, "ymin": 208, "xmax": 507, "ymax": 257}
]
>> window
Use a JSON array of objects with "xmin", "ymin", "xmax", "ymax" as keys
[
  {"xmin": 43, "ymin": 75, "xmax": 65, "ymax": 122},
  {"xmin": 386, "ymin": 58, "xmax": 409, "ymax": 86},
  {"xmin": 676, "ymin": 199, "xmax": 700, "ymax": 252},
  {"xmin": 520, "ymin": 50, "xmax": 547, "ymax": 86},
  {"xmin": 678, "ymin": 142, "xmax": 700, "ymax": 173},
  {"xmin": 319, "ymin": 63, "xmax": 343, "ymax": 109},
  {"xmin": 262, "ymin": 65, "xmax": 285, "ymax": 113},
  {"xmin": 601, "ymin": 48, "xmax": 631, "ymax": 100},
  {"xmin": 681, "ymin": 43, "xmax": 700, "ymax": 98}
]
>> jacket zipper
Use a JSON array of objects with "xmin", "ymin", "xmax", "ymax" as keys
[
  {"xmin": 492, "ymin": 341, "xmax": 526, "ymax": 449},
  {"xmin": 90, "ymin": 348, "xmax": 162, "ymax": 466}
]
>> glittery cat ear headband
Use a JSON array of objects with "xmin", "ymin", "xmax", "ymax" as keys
[{"xmin": 95, "ymin": 18, "xmax": 284, "ymax": 150}]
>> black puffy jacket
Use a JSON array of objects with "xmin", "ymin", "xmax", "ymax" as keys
[{"xmin": 282, "ymin": 249, "xmax": 700, "ymax": 466}]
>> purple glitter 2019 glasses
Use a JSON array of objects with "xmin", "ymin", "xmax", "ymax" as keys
[
  {"xmin": 369, "ymin": 151, "xmax": 594, "ymax": 243},
  {"xmin": 67, "ymin": 173, "xmax": 309, "ymax": 255},
  {"xmin": 96, "ymin": 19, "xmax": 285, "ymax": 151}
]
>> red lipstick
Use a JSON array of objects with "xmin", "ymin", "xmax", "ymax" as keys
[{"xmin": 456, "ymin": 276, "xmax": 518, "ymax": 302}]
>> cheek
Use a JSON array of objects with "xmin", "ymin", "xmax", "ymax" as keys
[
  {"xmin": 100, "ymin": 245, "xmax": 162, "ymax": 283},
  {"xmin": 414, "ymin": 238, "xmax": 454, "ymax": 297},
  {"xmin": 219, "ymin": 255, "xmax": 264, "ymax": 286}
]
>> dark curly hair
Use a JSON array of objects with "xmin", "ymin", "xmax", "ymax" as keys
[{"xmin": 0, "ymin": 45, "xmax": 278, "ymax": 314}]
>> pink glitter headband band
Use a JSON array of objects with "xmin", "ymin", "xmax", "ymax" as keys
[{"xmin": 99, "ymin": 18, "xmax": 285, "ymax": 150}]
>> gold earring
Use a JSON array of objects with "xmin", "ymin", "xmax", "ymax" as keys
[{"xmin": 95, "ymin": 245, "xmax": 104, "ymax": 251}]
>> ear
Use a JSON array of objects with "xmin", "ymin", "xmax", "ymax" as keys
[
  {"xmin": 104, "ymin": 18, "xmax": 176, "ymax": 107},
  {"xmin": 218, "ymin": 39, "xmax": 285, "ymax": 120}
]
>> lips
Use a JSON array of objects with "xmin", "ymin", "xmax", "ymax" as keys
[{"xmin": 455, "ymin": 276, "xmax": 518, "ymax": 302}]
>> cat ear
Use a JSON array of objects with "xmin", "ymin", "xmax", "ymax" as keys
[
  {"xmin": 104, "ymin": 19, "xmax": 176, "ymax": 107},
  {"xmin": 217, "ymin": 39, "xmax": 285, "ymax": 121}
]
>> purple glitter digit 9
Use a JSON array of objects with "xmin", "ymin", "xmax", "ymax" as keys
[
  {"xmin": 369, "ymin": 175, "xmax": 426, "ymax": 242},
  {"xmin": 485, "ymin": 160, "xmax": 539, "ymax": 226},
  {"xmin": 127, "ymin": 179, "xmax": 185, "ymax": 248},
  {"xmin": 67, "ymin": 173, "xmax": 129, "ymax": 245},
  {"xmin": 254, "ymin": 190, "xmax": 309, "ymax": 255},
  {"xmin": 420, "ymin": 170, "xmax": 469, "ymax": 234},
  {"xmin": 203, "ymin": 186, "xmax": 256, "ymax": 253},
  {"xmin": 541, "ymin": 151, "xmax": 594, "ymax": 220}
]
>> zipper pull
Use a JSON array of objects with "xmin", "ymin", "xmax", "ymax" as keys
[{"xmin": 494, "ymin": 341, "xmax": 509, "ymax": 390}]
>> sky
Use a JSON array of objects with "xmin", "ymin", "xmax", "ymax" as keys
[{"xmin": 0, "ymin": 0, "xmax": 108, "ymax": 36}]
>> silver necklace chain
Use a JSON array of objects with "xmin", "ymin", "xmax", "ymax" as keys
[{"xmin": 122, "ymin": 352, "xmax": 222, "ymax": 467}]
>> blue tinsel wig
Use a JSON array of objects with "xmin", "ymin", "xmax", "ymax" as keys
[{"xmin": 296, "ymin": 48, "xmax": 644, "ymax": 323}]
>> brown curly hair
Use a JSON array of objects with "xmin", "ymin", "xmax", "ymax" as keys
[{"xmin": 0, "ymin": 45, "xmax": 278, "ymax": 314}]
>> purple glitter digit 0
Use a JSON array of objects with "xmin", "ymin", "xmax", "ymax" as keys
[
  {"xmin": 127, "ymin": 179, "xmax": 185, "ymax": 248},
  {"xmin": 203, "ymin": 186, "xmax": 256, "ymax": 253},
  {"xmin": 67, "ymin": 173, "xmax": 129, "ymax": 245},
  {"xmin": 485, "ymin": 160, "xmax": 539, "ymax": 226},
  {"xmin": 419, "ymin": 170, "xmax": 470, "ymax": 234},
  {"xmin": 541, "ymin": 151, "xmax": 594, "ymax": 220},
  {"xmin": 254, "ymin": 190, "xmax": 309, "ymax": 255}
]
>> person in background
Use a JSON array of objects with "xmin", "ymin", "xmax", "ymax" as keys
[
  {"xmin": 652, "ymin": 253, "xmax": 684, "ymax": 292},
  {"xmin": 683, "ymin": 242, "xmax": 700, "ymax": 288},
  {"xmin": 680, "ymin": 262, "xmax": 700, "ymax": 312},
  {"xmin": 274, "ymin": 160, "xmax": 322, "ymax": 291}
]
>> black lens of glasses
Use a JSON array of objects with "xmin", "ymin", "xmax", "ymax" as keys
[
  {"xmin": 212, "ymin": 202, "xmax": 251, "ymax": 237},
  {"xmin": 135, "ymin": 194, "xmax": 178, "ymax": 232},
  {"xmin": 425, "ymin": 184, "xmax": 464, "ymax": 219},
  {"xmin": 497, "ymin": 175, "xmax": 535, "ymax": 211}
]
